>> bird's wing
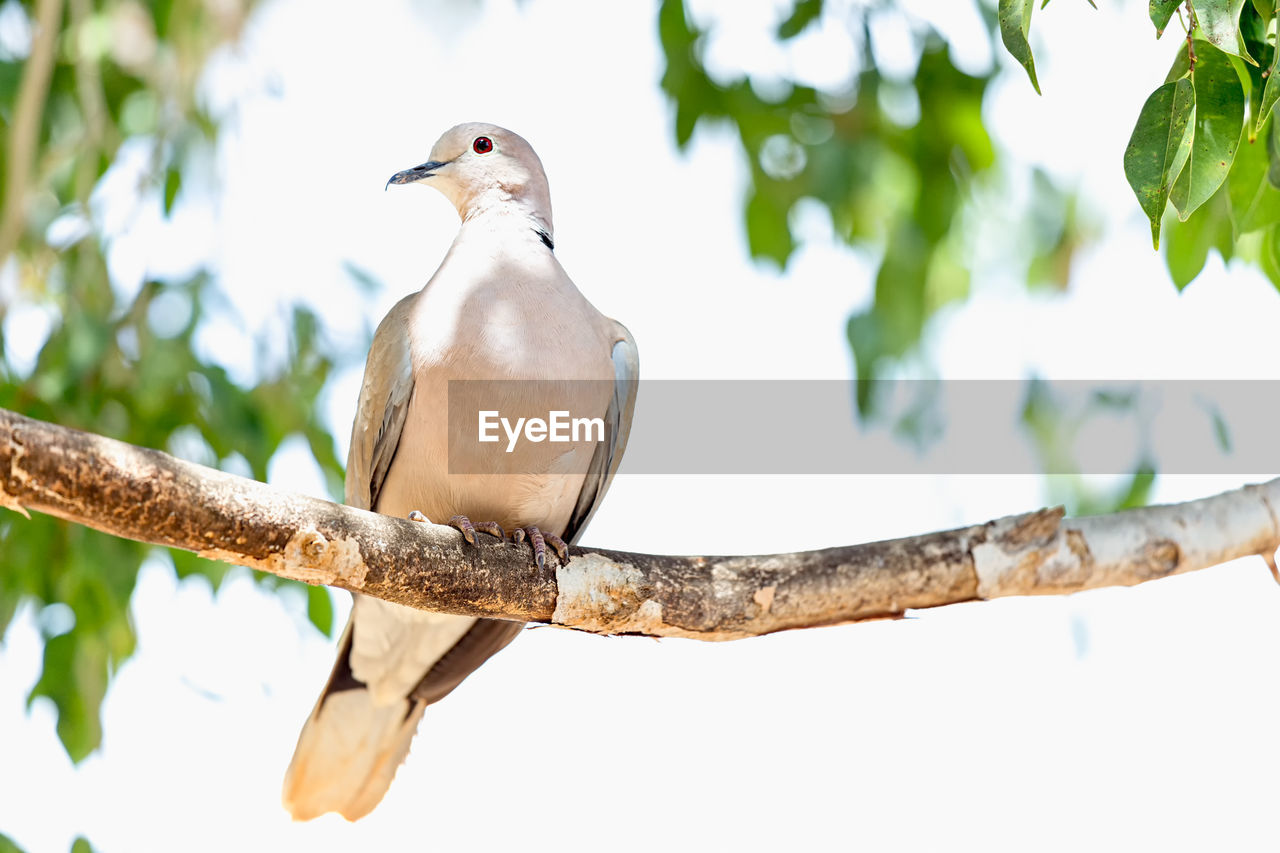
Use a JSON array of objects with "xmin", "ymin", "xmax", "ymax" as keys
[
  {"xmin": 561, "ymin": 321, "xmax": 639, "ymax": 546},
  {"xmin": 345, "ymin": 293, "xmax": 417, "ymax": 513}
]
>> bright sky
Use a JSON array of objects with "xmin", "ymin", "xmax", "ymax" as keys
[{"xmin": 3, "ymin": 1, "xmax": 1280, "ymax": 851}]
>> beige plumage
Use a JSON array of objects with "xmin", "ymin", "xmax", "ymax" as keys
[{"xmin": 282, "ymin": 123, "xmax": 638, "ymax": 821}]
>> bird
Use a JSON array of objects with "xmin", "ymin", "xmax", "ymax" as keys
[{"xmin": 281, "ymin": 123, "xmax": 638, "ymax": 821}]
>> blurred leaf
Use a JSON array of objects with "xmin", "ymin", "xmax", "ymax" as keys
[
  {"xmin": 307, "ymin": 584, "xmax": 335, "ymax": 637},
  {"xmin": 1259, "ymin": 220, "xmax": 1280, "ymax": 288},
  {"xmin": 0, "ymin": 833, "xmax": 27, "ymax": 853},
  {"xmin": 1026, "ymin": 172, "xmax": 1091, "ymax": 288},
  {"xmin": 1113, "ymin": 463, "xmax": 1157, "ymax": 511},
  {"xmin": 169, "ymin": 548, "xmax": 230, "ymax": 591},
  {"xmin": 660, "ymin": 6, "xmax": 996, "ymax": 404},
  {"xmin": 342, "ymin": 261, "xmax": 384, "ymax": 296},
  {"xmin": 29, "ymin": 630, "xmax": 107, "ymax": 762},
  {"xmin": 1203, "ymin": 401, "xmax": 1234, "ymax": 450},
  {"xmin": 848, "ymin": 225, "xmax": 929, "ymax": 413},
  {"xmin": 1227, "ymin": 126, "xmax": 1280, "ymax": 232},
  {"xmin": 744, "ymin": 183, "xmax": 794, "ymax": 265},
  {"xmin": 999, "ymin": 0, "xmax": 1042, "ymax": 94},
  {"xmin": 777, "ymin": 0, "xmax": 822, "ymax": 39},
  {"xmin": 1125, "ymin": 78, "xmax": 1196, "ymax": 248},
  {"xmin": 1266, "ymin": 105, "xmax": 1280, "ymax": 187},
  {"xmin": 657, "ymin": 0, "xmax": 705, "ymax": 149},
  {"xmin": 1171, "ymin": 42, "xmax": 1244, "ymax": 220},
  {"xmin": 163, "ymin": 166, "xmax": 182, "ymax": 215},
  {"xmin": 70, "ymin": 838, "xmax": 96, "ymax": 853},
  {"xmin": 1165, "ymin": 183, "xmax": 1234, "ymax": 287}
]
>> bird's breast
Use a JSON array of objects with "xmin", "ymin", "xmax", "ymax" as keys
[{"xmin": 374, "ymin": 255, "xmax": 615, "ymax": 533}]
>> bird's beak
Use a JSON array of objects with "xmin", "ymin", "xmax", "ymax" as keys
[{"xmin": 386, "ymin": 160, "xmax": 449, "ymax": 190}]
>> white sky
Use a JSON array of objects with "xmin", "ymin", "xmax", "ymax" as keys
[{"xmin": 3, "ymin": 0, "xmax": 1280, "ymax": 851}]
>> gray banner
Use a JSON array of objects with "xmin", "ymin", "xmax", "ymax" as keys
[{"xmin": 445, "ymin": 379, "xmax": 1280, "ymax": 475}]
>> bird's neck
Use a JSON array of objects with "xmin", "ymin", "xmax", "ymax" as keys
[
  {"xmin": 456, "ymin": 185, "xmax": 553, "ymax": 242},
  {"xmin": 444, "ymin": 202, "xmax": 559, "ymax": 274}
]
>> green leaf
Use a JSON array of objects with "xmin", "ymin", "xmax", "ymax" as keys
[
  {"xmin": 0, "ymin": 60, "xmax": 20, "ymax": 114},
  {"xmin": 848, "ymin": 225, "xmax": 930, "ymax": 413},
  {"xmin": 1238, "ymin": 10, "xmax": 1270, "ymax": 138},
  {"xmin": 0, "ymin": 833, "xmax": 28, "ymax": 853},
  {"xmin": 999, "ymin": 0, "xmax": 1041, "ymax": 94},
  {"xmin": 163, "ymin": 167, "xmax": 181, "ymax": 215},
  {"xmin": 1227, "ymin": 127, "xmax": 1280, "ymax": 232},
  {"xmin": 1260, "ymin": 221, "xmax": 1280, "ymax": 288},
  {"xmin": 29, "ymin": 629, "xmax": 107, "ymax": 762},
  {"xmin": 169, "ymin": 548, "xmax": 230, "ymax": 590},
  {"xmin": 1151, "ymin": 0, "xmax": 1182, "ymax": 35},
  {"xmin": 1117, "ymin": 463, "xmax": 1157, "ymax": 511},
  {"xmin": 1166, "ymin": 41, "xmax": 1194, "ymax": 83},
  {"xmin": 70, "ymin": 838, "xmax": 96, "ymax": 853},
  {"xmin": 1254, "ymin": 0, "xmax": 1276, "ymax": 21},
  {"xmin": 778, "ymin": 0, "xmax": 822, "ymax": 39},
  {"xmin": 1171, "ymin": 42, "xmax": 1245, "ymax": 220},
  {"xmin": 1266, "ymin": 110, "xmax": 1280, "ymax": 186},
  {"xmin": 744, "ymin": 184, "xmax": 794, "ymax": 265},
  {"xmin": 341, "ymin": 260, "xmax": 384, "ymax": 295},
  {"xmin": 1125, "ymin": 78, "xmax": 1197, "ymax": 247},
  {"xmin": 1256, "ymin": 40, "xmax": 1280, "ymax": 132},
  {"xmin": 1205, "ymin": 403, "xmax": 1233, "ymax": 450},
  {"xmin": 306, "ymin": 584, "xmax": 334, "ymax": 637},
  {"xmin": 658, "ymin": 0, "xmax": 707, "ymax": 150},
  {"xmin": 1195, "ymin": 0, "xmax": 1257, "ymax": 64},
  {"xmin": 1165, "ymin": 183, "xmax": 1233, "ymax": 288}
]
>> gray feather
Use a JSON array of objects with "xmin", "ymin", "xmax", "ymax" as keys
[{"xmin": 563, "ymin": 327, "xmax": 639, "ymax": 545}]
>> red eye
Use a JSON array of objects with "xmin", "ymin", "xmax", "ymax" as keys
[{"xmin": 473, "ymin": 136, "xmax": 493, "ymax": 154}]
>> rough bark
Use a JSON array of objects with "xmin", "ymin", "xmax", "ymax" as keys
[{"xmin": 1, "ymin": 407, "xmax": 1277, "ymax": 640}]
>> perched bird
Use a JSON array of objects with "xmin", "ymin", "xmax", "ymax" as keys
[{"xmin": 281, "ymin": 123, "xmax": 638, "ymax": 821}]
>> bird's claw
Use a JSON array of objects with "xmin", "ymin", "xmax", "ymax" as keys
[
  {"xmin": 447, "ymin": 514, "xmax": 505, "ymax": 545},
  {"xmin": 407, "ymin": 511, "xmax": 506, "ymax": 545},
  {"xmin": 512, "ymin": 526, "xmax": 568, "ymax": 570},
  {"xmin": 408, "ymin": 512, "xmax": 562, "ymax": 567}
]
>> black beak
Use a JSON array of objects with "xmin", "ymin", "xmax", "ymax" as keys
[{"xmin": 386, "ymin": 160, "xmax": 448, "ymax": 190}]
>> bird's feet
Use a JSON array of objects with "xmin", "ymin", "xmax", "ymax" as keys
[
  {"xmin": 406, "ymin": 512, "xmax": 567, "ymax": 570},
  {"xmin": 512, "ymin": 526, "xmax": 569, "ymax": 570},
  {"xmin": 407, "ymin": 511, "xmax": 506, "ymax": 544}
]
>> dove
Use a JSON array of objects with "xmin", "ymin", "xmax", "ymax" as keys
[{"xmin": 282, "ymin": 123, "xmax": 638, "ymax": 821}]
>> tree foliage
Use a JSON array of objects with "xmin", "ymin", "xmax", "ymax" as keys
[
  {"xmin": 658, "ymin": 0, "xmax": 1090, "ymax": 414},
  {"xmin": 658, "ymin": 0, "xmax": 1280, "ymax": 388},
  {"xmin": 1027, "ymin": 1, "xmax": 1280, "ymax": 286},
  {"xmin": 653, "ymin": 0, "xmax": 1276, "ymax": 514},
  {"xmin": 0, "ymin": 0, "xmax": 342, "ymax": 770}
]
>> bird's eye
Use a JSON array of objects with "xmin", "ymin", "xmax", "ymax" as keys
[{"xmin": 473, "ymin": 136, "xmax": 493, "ymax": 154}]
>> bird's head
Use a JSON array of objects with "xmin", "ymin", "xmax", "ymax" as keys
[{"xmin": 387, "ymin": 123, "xmax": 552, "ymax": 229}]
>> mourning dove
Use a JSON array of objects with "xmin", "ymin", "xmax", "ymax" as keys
[{"xmin": 282, "ymin": 123, "xmax": 638, "ymax": 821}]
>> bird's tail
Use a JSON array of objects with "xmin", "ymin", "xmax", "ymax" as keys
[{"xmin": 281, "ymin": 620, "xmax": 425, "ymax": 822}]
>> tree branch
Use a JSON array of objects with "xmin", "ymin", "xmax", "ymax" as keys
[{"xmin": 1, "ymin": 406, "xmax": 1277, "ymax": 640}]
